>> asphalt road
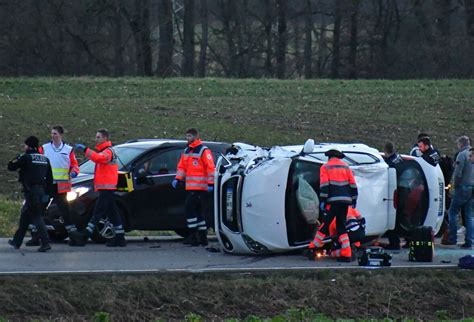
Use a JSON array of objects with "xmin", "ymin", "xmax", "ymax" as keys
[{"xmin": 0, "ymin": 236, "xmax": 472, "ymax": 275}]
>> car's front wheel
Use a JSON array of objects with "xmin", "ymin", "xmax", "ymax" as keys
[{"xmin": 88, "ymin": 204, "xmax": 128, "ymax": 243}]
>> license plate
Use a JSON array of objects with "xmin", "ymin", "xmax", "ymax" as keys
[{"xmin": 226, "ymin": 188, "xmax": 234, "ymax": 222}]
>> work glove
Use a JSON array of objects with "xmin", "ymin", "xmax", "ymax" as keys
[
  {"xmin": 70, "ymin": 172, "xmax": 78, "ymax": 179},
  {"xmin": 74, "ymin": 144, "xmax": 86, "ymax": 152},
  {"xmin": 41, "ymin": 195, "xmax": 50, "ymax": 203},
  {"xmin": 319, "ymin": 202, "xmax": 326, "ymax": 213},
  {"xmin": 352, "ymin": 200, "xmax": 357, "ymax": 209},
  {"xmin": 172, "ymin": 179, "xmax": 179, "ymax": 189},
  {"xmin": 208, "ymin": 185, "xmax": 214, "ymax": 192}
]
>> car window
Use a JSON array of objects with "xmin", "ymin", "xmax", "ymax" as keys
[
  {"xmin": 79, "ymin": 146, "xmax": 147, "ymax": 174},
  {"xmin": 141, "ymin": 149, "xmax": 182, "ymax": 175}
]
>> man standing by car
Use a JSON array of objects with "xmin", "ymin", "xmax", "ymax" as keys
[
  {"xmin": 442, "ymin": 136, "xmax": 473, "ymax": 248},
  {"xmin": 27, "ymin": 125, "xmax": 80, "ymax": 246},
  {"xmin": 309, "ymin": 148, "xmax": 358, "ymax": 262},
  {"xmin": 7, "ymin": 136, "xmax": 53, "ymax": 252},
  {"xmin": 172, "ymin": 128, "xmax": 215, "ymax": 246},
  {"xmin": 417, "ymin": 137, "xmax": 441, "ymax": 167},
  {"xmin": 70, "ymin": 129, "xmax": 126, "ymax": 247}
]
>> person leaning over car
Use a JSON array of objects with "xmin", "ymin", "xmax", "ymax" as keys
[
  {"xmin": 172, "ymin": 128, "xmax": 215, "ymax": 246},
  {"xmin": 417, "ymin": 137, "xmax": 441, "ymax": 166},
  {"xmin": 27, "ymin": 125, "xmax": 80, "ymax": 247},
  {"xmin": 7, "ymin": 136, "xmax": 53, "ymax": 252},
  {"xmin": 308, "ymin": 148, "xmax": 358, "ymax": 262},
  {"xmin": 69, "ymin": 129, "xmax": 126, "ymax": 247},
  {"xmin": 442, "ymin": 136, "xmax": 473, "ymax": 248}
]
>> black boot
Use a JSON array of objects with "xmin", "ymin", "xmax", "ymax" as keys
[
  {"xmin": 183, "ymin": 231, "xmax": 198, "ymax": 245},
  {"xmin": 189, "ymin": 231, "xmax": 200, "ymax": 246},
  {"xmin": 198, "ymin": 230, "xmax": 208, "ymax": 246},
  {"xmin": 106, "ymin": 234, "xmax": 126, "ymax": 247},
  {"xmin": 26, "ymin": 232, "xmax": 40, "ymax": 246},
  {"xmin": 37, "ymin": 243, "xmax": 51, "ymax": 252}
]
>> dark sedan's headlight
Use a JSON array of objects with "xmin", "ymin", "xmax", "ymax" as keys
[{"xmin": 66, "ymin": 187, "xmax": 90, "ymax": 202}]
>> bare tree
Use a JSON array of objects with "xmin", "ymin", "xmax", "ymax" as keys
[
  {"xmin": 263, "ymin": 0, "xmax": 274, "ymax": 77},
  {"xmin": 276, "ymin": 0, "xmax": 287, "ymax": 79},
  {"xmin": 304, "ymin": 0, "xmax": 312, "ymax": 79},
  {"xmin": 348, "ymin": 0, "xmax": 360, "ymax": 79},
  {"xmin": 113, "ymin": 0, "xmax": 124, "ymax": 77},
  {"xmin": 197, "ymin": 0, "xmax": 208, "ymax": 77},
  {"xmin": 157, "ymin": 0, "xmax": 173, "ymax": 77},
  {"xmin": 182, "ymin": 0, "xmax": 195, "ymax": 76},
  {"xmin": 331, "ymin": 0, "xmax": 342, "ymax": 78}
]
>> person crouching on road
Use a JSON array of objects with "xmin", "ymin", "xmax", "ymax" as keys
[
  {"xmin": 308, "ymin": 148, "xmax": 358, "ymax": 262},
  {"xmin": 27, "ymin": 125, "xmax": 80, "ymax": 247},
  {"xmin": 172, "ymin": 128, "xmax": 215, "ymax": 246},
  {"xmin": 69, "ymin": 129, "xmax": 126, "ymax": 247},
  {"xmin": 7, "ymin": 136, "xmax": 53, "ymax": 252}
]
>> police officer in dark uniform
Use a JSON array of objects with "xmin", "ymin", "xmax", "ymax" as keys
[
  {"xmin": 417, "ymin": 137, "xmax": 441, "ymax": 166},
  {"xmin": 7, "ymin": 136, "xmax": 53, "ymax": 252}
]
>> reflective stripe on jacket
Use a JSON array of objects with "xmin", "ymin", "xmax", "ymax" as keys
[
  {"xmin": 320, "ymin": 158, "xmax": 358, "ymax": 204},
  {"xmin": 175, "ymin": 139, "xmax": 215, "ymax": 191},
  {"xmin": 85, "ymin": 141, "xmax": 118, "ymax": 191},
  {"xmin": 40, "ymin": 142, "xmax": 79, "ymax": 193}
]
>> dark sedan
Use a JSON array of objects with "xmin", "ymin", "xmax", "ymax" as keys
[{"xmin": 45, "ymin": 139, "xmax": 230, "ymax": 242}]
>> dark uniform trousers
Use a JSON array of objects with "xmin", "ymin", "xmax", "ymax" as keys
[
  {"xmin": 185, "ymin": 190, "xmax": 208, "ymax": 231},
  {"xmin": 89, "ymin": 190, "xmax": 122, "ymax": 228},
  {"xmin": 13, "ymin": 185, "xmax": 49, "ymax": 246},
  {"xmin": 319, "ymin": 203, "xmax": 349, "ymax": 236}
]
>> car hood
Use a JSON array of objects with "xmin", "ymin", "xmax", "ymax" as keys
[{"xmin": 72, "ymin": 173, "xmax": 94, "ymax": 185}]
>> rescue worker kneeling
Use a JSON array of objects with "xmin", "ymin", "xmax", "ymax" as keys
[
  {"xmin": 308, "ymin": 148, "xmax": 358, "ymax": 262},
  {"xmin": 313, "ymin": 207, "xmax": 366, "ymax": 260}
]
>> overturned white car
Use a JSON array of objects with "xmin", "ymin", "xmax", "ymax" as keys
[{"xmin": 214, "ymin": 140, "xmax": 445, "ymax": 254}]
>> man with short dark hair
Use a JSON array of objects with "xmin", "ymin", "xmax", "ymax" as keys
[
  {"xmin": 442, "ymin": 136, "xmax": 473, "ymax": 248},
  {"xmin": 172, "ymin": 128, "xmax": 215, "ymax": 246},
  {"xmin": 7, "ymin": 136, "xmax": 53, "ymax": 252},
  {"xmin": 384, "ymin": 141, "xmax": 403, "ymax": 168},
  {"xmin": 418, "ymin": 137, "xmax": 441, "ymax": 166},
  {"xmin": 70, "ymin": 129, "xmax": 126, "ymax": 247},
  {"xmin": 409, "ymin": 133, "xmax": 430, "ymax": 157}
]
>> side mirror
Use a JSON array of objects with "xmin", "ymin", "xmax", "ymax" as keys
[
  {"xmin": 137, "ymin": 168, "xmax": 147, "ymax": 178},
  {"xmin": 302, "ymin": 139, "xmax": 315, "ymax": 154}
]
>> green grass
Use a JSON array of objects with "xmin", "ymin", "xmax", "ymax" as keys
[
  {"xmin": 0, "ymin": 77, "xmax": 471, "ymax": 234},
  {"xmin": 0, "ymin": 197, "xmax": 20, "ymax": 237}
]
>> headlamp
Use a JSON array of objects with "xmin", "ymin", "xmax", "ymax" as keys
[{"xmin": 66, "ymin": 187, "xmax": 90, "ymax": 202}]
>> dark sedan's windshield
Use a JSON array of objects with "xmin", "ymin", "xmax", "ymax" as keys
[{"xmin": 80, "ymin": 146, "xmax": 148, "ymax": 174}]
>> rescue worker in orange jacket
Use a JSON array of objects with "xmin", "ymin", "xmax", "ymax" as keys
[
  {"xmin": 27, "ymin": 125, "xmax": 80, "ymax": 247},
  {"xmin": 172, "ymin": 128, "xmax": 215, "ymax": 246},
  {"xmin": 69, "ymin": 129, "xmax": 125, "ymax": 247},
  {"xmin": 327, "ymin": 207, "xmax": 364, "ymax": 258},
  {"xmin": 309, "ymin": 148, "xmax": 358, "ymax": 262}
]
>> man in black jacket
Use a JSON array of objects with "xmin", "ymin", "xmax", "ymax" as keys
[{"xmin": 7, "ymin": 136, "xmax": 53, "ymax": 252}]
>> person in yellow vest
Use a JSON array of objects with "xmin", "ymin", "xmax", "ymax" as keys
[{"xmin": 27, "ymin": 125, "xmax": 80, "ymax": 246}]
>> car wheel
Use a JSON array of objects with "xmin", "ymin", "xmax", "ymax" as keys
[
  {"xmin": 48, "ymin": 230, "xmax": 68, "ymax": 242},
  {"xmin": 174, "ymin": 229, "xmax": 191, "ymax": 238},
  {"xmin": 89, "ymin": 204, "xmax": 127, "ymax": 243}
]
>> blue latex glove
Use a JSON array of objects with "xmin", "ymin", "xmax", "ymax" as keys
[
  {"xmin": 41, "ymin": 195, "xmax": 50, "ymax": 203},
  {"xmin": 319, "ymin": 202, "xmax": 326, "ymax": 213},
  {"xmin": 172, "ymin": 179, "xmax": 178, "ymax": 189},
  {"xmin": 75, "ymin": 144, "xmax": 86, "ymax": 152},
  {"xmin": 70, "ymin": 172, "xmax": 78, "ymax": 179},
  {"xmin": 352, "ymin": 200, "xmax": 357, "ymax": 209},
  {"xmin": 208, "ymin": 185, "xmax": 214, "ymax": 192}
]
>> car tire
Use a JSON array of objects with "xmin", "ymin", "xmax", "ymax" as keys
[
  {"xmin": 174, "ymin": 229, "xmax": 191, "ymax": 238},
  {"xmin": 89, "ymin": 203, "xmax": 128, "ymax": 244},
  {"xmin": 48, "ymin": 230, "xmax": 68, "ymax": 242}
]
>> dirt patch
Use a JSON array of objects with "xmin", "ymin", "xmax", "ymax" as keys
[{"xmin": 0, "ymin": 269, "xmax": 472, "ymax": 320}]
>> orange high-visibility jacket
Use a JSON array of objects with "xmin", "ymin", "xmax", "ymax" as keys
[
  {"xmin": 39, "ymin": 142, "xmax": 79, "ymax": 193},
  {"xmin": 175, "ymin": 139, "xmax": 215, "ymax": 191},
  {"xmin": 320, "ymin": 157, "xmax": 358, "ymax": 205},
  {"xmin": 85, "ymin": 141, "xmax": 118, "ymax": 191}
]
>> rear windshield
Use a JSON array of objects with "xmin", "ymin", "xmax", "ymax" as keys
[{"xmin": 80, "ymin": 145, "xmax": 147, "ymax": 174}]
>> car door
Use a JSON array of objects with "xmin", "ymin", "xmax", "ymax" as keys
[{"xmin": 126, "ymin": 148, "xmax": 186, "ymax": 230}]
